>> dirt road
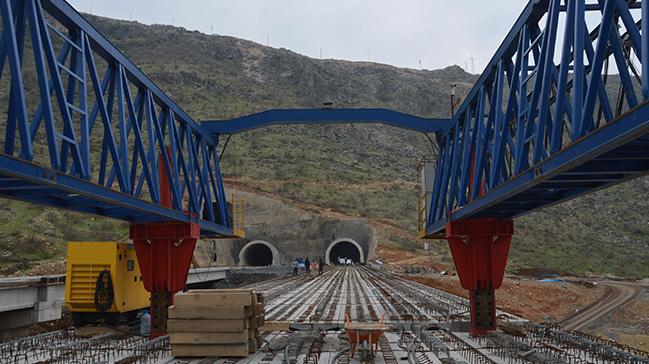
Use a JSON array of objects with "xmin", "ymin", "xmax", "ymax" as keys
[{"xmin": 562, "ymin": 281, "xmax": 642, "ymax": 331}]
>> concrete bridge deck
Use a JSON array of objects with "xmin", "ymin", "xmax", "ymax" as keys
[{"xmin": 1, "ymin": 266, "xmax": 646, "ymax": 364}]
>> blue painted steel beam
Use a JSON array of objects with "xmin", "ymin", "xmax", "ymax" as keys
[
  {"xmin": 426, "ymin": 0, "xmax": 649, "ymax": 237},
  {"xmin": 427, "ymin": 100, "xmax": 649, "ymax": 235},
  {"xmin": 41, "ymin": 0, "xmax": 215, "ymax": 144},
  {"xmin": 0, "ymin": 0, "xmax": 233, "ymax": 237},
  {"xmin": 202, "ymin": 109, "xmax": 454, "ymax": 134},
  {"xmin": 452, "ymin": 0, "xmax": 547, "ymax": 120},
  {"xmin": 0, "ymin": 154, "xmax": 233, "ymax": 237}
]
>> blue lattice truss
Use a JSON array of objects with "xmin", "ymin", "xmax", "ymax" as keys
[
  {"xmin": 0, "ymin": 0, "xmax": 232, "ymax": 236},
  {"xmin": 0, "ymin": 0, "xmax": 455, "ymax": 239},
  {"xmin": 427, "ymin": 0, "xmax": 649, "ymax": 236}
]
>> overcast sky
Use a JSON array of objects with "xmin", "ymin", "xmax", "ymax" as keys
[{"xmin": 67, "ymin": 0, "xmax": 527, "ymax": 72}]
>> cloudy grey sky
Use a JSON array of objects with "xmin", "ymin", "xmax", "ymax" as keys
[{"xmin": 67, "ymin": 0, "xmax": 527, "ymax": 72}]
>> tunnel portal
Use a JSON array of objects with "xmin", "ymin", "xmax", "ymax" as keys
[
  {"xmin": 325, "ymin": 239, "xmax": 364, "ymax": 265},
  {"xmin": 239, "ymin": 241, "xmax": 277, "ymax": 266}
]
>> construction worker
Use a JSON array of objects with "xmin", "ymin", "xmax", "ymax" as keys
[
  {"xmin": 293, "ymin": 259, "xmax": 299, "ymax": 276},
  {"xmin": 304, "ymin": 257, "xmax": 311, "ymax": 274},
  {"xmin": 318, "ymin": 257, "xmax": 324, "ymax": 275}
]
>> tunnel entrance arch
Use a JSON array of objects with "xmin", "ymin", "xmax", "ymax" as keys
[
  {"xmin": 239, "ymin": 240, "xmax": 280, "ymax": 267},
  {"xmin": 325, "ymin": 238, "xmax": 365, "ymax": 265}
]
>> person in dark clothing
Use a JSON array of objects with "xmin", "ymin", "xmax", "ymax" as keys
[
  {"xmin": 304, "ymin": 257, "xmax": 311, "ymax": 274},
  {"xmin": 318, "ymin": 257, "xmax": 324, "ymax": 275}
]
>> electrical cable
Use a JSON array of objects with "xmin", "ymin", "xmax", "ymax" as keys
[
  {"xmin": 218, "ymin": 134, "xmax": 233, "ymax": 162},
  {"xmin": 94, "ymin": 269, "xmax": 115, "ymax": 313},
  {"xmin": 419, "ymin": 134, "xmax": 432, "ymax": 157},
  {"xmin": 190, "ymin": 264, "xmax": 209, "ymax": 282}
]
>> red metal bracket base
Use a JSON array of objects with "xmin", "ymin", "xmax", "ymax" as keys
[
  {"xmin": 445, "ymin": 218, "xmax": 513, "ymax": 336},
  {"xmin": 130, "ymin": 221, "xmax": 199, "ymax": 337}
]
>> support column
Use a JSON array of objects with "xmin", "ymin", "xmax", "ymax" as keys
[
  {"xmin": 130, "ymin": 149, "xmax": 199, "ymax": 337},
  {"xmin": 445, "ymin": 218, "xmax": 513, "ymax": 336},
  {"xmin": 130, "ymin": 222, "xmax": 198, "ymax": 337}
]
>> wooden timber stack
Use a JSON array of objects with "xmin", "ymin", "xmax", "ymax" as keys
[{"xmin": 168, "ymin": 289, "xmax": 265, "ymax": 358}]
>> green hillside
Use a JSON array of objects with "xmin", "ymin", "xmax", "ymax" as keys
[{"xmin": 1, "ymin": 14, "xmax": 648, "ymax": 277}]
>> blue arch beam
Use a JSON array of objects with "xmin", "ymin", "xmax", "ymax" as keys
[{"xmin": 202, "ymin": 109, "xmax": 454, "ymax": 134}]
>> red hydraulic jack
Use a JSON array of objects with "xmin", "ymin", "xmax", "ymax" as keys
[
  {"xmin": 130, "ymin": 151, "xmax": 199, "ymax": 337},
  {"xmin": 445, "ymin": 218, "xmax": 513, "ymax": 336}
]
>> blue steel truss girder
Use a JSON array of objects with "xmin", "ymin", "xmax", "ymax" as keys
[
  {"xmin": 40, "ymin": 0, "xmax": 214, "ymax": 143},
  {"xmin": 202, "ymin": 108, "xmax": 453, "ymax": 134},
  {"xmin": 426, "ymin": 0, "xmax": 649, "ymax": 237},
  {"xmin": 0, "ymin": 154, "xmax": 232, "ymax": 236},
  {"xmin": 0, "ymin": 0, "xmax": 233, "ymax": 236},
  {"xmin": 428, "ymin": 100, "xmax": 649, "ymax": 235}
]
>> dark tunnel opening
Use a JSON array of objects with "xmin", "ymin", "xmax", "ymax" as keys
[
  {"xmin": 328, "ymin": 241, "xmax": 362, "ymax": 265},
  {"xmin": 241, "ymin": 243, "xmax": 274, "ymax": 266}
]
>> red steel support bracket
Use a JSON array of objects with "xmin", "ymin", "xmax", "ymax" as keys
[
  {"xmin": 129, "ymin": 149, "xmax": 199, "ymax": 337},
  {"xmin": 445, "ymin": 218, "xmax": 513, "ymax": 336},
  {"xmin": 130, "ymin": 221, "xmax": 199, "ymax": 337}
]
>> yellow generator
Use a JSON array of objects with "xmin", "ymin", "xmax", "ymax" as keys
[{"xmin": 65, "ymin": 242, "xmax": 149, "ymax": 326}]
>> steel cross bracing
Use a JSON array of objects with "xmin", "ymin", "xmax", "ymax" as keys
[
  {"xmin": 426, "ymin": 0, "xmax": 649, "ymax": 237},
  {"xmin": 0, "ymin": 0, "xmax": 233, "ymax": 237}
]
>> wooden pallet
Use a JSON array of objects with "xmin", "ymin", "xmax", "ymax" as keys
[{"xmin": 169, "ymin": 289, "xmax": 265, "ymax": 358}]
